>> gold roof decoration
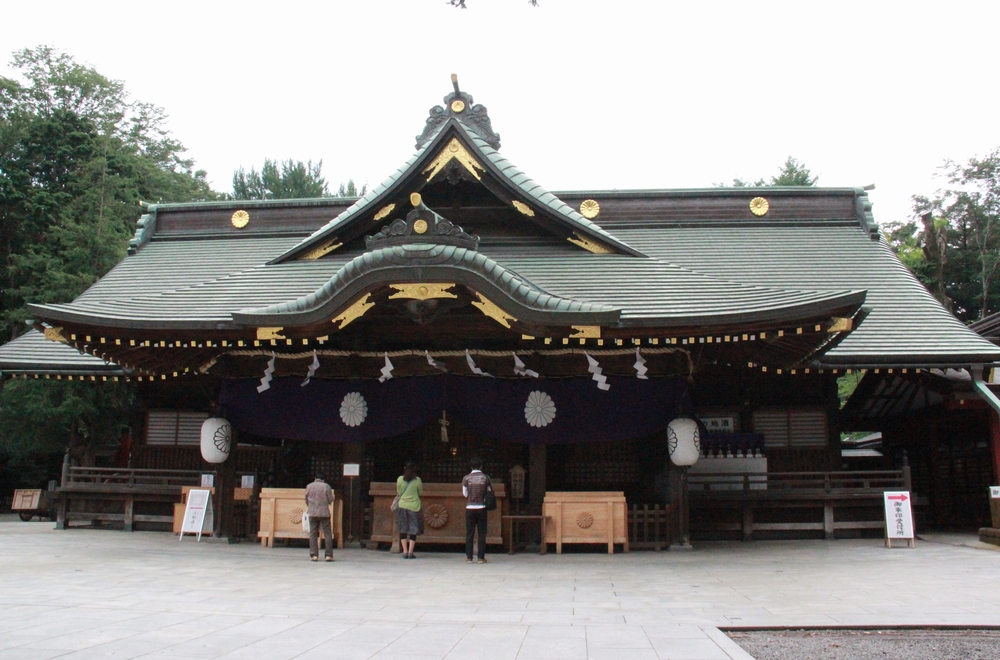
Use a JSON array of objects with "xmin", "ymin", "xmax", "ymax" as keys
[
  {"xmin": 373, "ymin": 204, "xmax": 395, "ymax": 221},
  {"xmin": 450, "ymin": 100, "xmax": 466, "ymax": 113},
  {"xmin": 471, "ymin": 292, "xmax": 517, "ymax": 328},
  {"xmin": 423, "ymin": 137, "xmax": 485, "ymax": 182},
  {"xmin": 332, "ymin": 294, "xmax": 375, "ymax": 330},
  {"xmin": 567, "ymin": 233, "xmax": 613, "ymax": 254},
  {"xmin": 512, "ymin": 200, "xmax": 535, "ymax": 217},
  {"xmin": 749, "ymin": 197, "xmax": 769, "ymax": 217},
  {"xmin": 579, "ymin": 200, "xmax": 601, "ymax": 219},
  {"xmin": 388, "ymin": 283, "xmax": 458, "ymax": 300},
  {"xmin": 231, "ymin": 210, "xmax": 250, "ymax": 228},
  {"xmin": 300, "ymin": 238, "xmax": 342, "ymax": 260}
]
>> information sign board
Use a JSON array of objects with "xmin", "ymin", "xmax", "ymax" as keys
[
  {"xmin": 241, "ymin": 475, "xmax": 255, "ymax": 489},
  {"xmin": 990, "ymin": 486, "xmax": 1000, "ymax": 499},
  {"xmin": 883, "ymin": 491, "xmax": 914, "ymax": 548},
  {"xmin": 201, "ymin": 474, "xmax": 214, "ymax": 487},
  {"xmin": 180, "ymin": 488, "xmax": 213, "ymax": 542},
  {"xmin": 343, "ymin": 463, "xmax": 360, "ymax": 477}
]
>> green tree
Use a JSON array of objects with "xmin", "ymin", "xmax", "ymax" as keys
[
  {"xmin": 336, "ymin": 179, "xmax": 368, "ymax": 198},
  {"xmin": 893, "ymin": 150, "xmax": 1000, "ymax": 322},
  {"xmin": 719, "ymin": 156, "xmax": 818, "ymax": 188},
  {"xmin": 231, "ymin": 158, "xmax": 329, "ymax": 199},
  {"xmin": 0, "ymin": 46, "xmax": 217, "ymax": 489}
]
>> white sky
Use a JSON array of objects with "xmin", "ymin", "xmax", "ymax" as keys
[{"xmin": 3, "ymin": 1, "xmax": 1000, "ymax": 227}]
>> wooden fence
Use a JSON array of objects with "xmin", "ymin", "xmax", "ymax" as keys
[
  {"xmin": 628, "ymin": 504, "xmax": 672, "ymax": 550},
  {"xmin": 689, "ymin": 469, "xmax": 909, "ymax": 541}
]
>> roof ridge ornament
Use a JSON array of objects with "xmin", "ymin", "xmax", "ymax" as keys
[
  {"xmin": 365, "ymin": 192, "xmax": 479, "ymax": 251},
  {"xmin": 415, "ymin": 74, "xmax": 501, "ymax": 151}
]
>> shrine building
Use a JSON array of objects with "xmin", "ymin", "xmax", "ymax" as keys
[{"xmin": 3, "ymin": 77, "xmax": 1000, "ymax": 545}]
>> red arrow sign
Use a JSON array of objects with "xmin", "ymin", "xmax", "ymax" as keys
[{"xmin": 887, "ymin": 494, "xmax": 908, "ymax": 502}]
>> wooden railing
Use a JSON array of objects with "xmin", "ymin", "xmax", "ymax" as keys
[
  {"xmin": 689, "ymin": 470, "xmax": 908, "ymax": 496},
  {"xmin": 63, "ymin": 467, "xmax": 206, "ymax": 490},
  {"xmin": 689, "ymin": 469, "xmax": 911, "ymax": 541}
]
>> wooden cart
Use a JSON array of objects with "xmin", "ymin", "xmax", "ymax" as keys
[
  {"xmin": 257, "ymin": 487, "xmax": 344, "ymax": 549},
  {"xmin": 543, "ymin": 491, "xmax": 629, "ymax": 554},
  {"xmin": 11, "ymin": 489, "xmax": 52, "ymax": 522}
]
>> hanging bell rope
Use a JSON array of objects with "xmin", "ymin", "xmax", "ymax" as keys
[{"xmin": 439, "ymin": 410, "xmax": 450, "ymax": 444}]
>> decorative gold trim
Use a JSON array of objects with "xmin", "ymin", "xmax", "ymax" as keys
[
  {"xmin": 410, "ymin": 192, "xmax": 422, "ymax": 207},
  {"xmin": 300, "ymin": 238, "xmax": 343, "ymax": 260},
  {"xmin": 374, "ymin": 204, "xmax": 395, "ymax": 221},
  {"xmin": 256, "ymin": 327, "xmax": 285, "ymax": 340},
  {"xmin": 43, "ymin": 327, "xmax": 67, "ymax": 343},
  {"xmin": 332, "ymin": 293, "xmax": 375, "ymax": 329},
  {"xmin": 512, "ymin": 200, "xmax": 534, "ymax": 217},
  {"xmin": 569, "ymin": 325, "xmax": 601, "ymax": 339},
  {"xmin": 471, "ymin": 292, "xmax": 517, "ymax": 329},
  {"xmin": 413, "ymin": 219, "xmax": 428, "ymax": 234},
  {"xmin": 749, "ymin": 197, "xmax": 769, "ymax": 217},
  {"xmin": 423, "ymin": 137, "xmax": 484, "ymax": 182},
  {"xmin": 579, "ymin": 199, "xmax": 600, "ymax": 219},
  {"xmin": 231, "ymin": 210, "xmax": 250, "ymax": 228},
  {"xmin": 388, "ymin": 283, "xmax": 457, "ymax": 300},
  {"xmin": 567, "ymin": 233, "xmax": 614, "ymax": 254},
  {"xmin": 827, "ymin": 317, "xmax": 853, "ymax": 333},
  {"xmin": 450, "ymin": 100, "xmax": 465, "ymax": 113}
]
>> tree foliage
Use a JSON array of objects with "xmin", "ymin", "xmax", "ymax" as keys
[
  {"xmin": 885, "ymin": 149, "xmax": 1000, "ymax": 322},
  {"xmin": 231, "ymin": 158, "xmax": 329, "ymax": 200},
  {"xmin": 0, "ymin": 46, "xmax": 217, "ymax": 488},
  {"xmin": 719, "ymin": 156, "xmax": 818, "ymax": 188},
  {"xmin": 231, "ymin": 158, "xmax": 367, "ymax": 200}
]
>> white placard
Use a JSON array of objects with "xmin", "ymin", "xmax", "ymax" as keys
[
  {"xmin": 343, "ymin": 463, "xmax": 360, "ymax": 477},
  {"xmin": 302, "ymin": 512, "xmax": 310, "ymax": 532},
  {"xmin": 241, "ymin": 475, "xmax": 255, "ymax": 489},
  {"xmin": 201, "ymin": 474, "xmax": 214, "ymax": 487},
  {"xmin": 180, "ymin": 488, "xmax": 213, "ymax": 542},
  {"xmin": 990, "ymin": 486, "xmax": 1000, "ymax": 499},
  {"xmin": 883, "ymin": 491, "xmax": 914, "ymax": 540}
]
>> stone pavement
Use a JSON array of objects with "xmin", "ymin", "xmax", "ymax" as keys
[{"xmin": 1, "ymin": 521, "xmax": 999, "ymax": 660}]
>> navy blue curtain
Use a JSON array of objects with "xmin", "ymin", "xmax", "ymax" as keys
[{"xmin": 220, "ymin": 375, "xmax": 690, "ymax": 444}]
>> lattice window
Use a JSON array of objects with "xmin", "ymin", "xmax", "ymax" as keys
[
  {"xmin": 146, "ymin": 410, "xmax": 208, "ymax": 446},
  {"xmin": 753, "ymin": 409, "xmax": 828, "ymax": 448}
]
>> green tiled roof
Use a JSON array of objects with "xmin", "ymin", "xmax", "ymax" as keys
[
  {"xmin": 273, "ymin": 119, "xmax": 642, "ymax": 262},
  {"xmin": 0, "ymin": 330, "xmax": 122, "ymax": 376}
]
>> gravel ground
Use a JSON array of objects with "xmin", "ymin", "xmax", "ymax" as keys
[{"xmin": 728, "ymin": 629, "xmax": 1000, "ymax": 660}]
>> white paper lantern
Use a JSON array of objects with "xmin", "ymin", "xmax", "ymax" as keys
[
  {"xmin": 667, "ymin": 417, "xmax": 701, "ymax": 467},
  {"xmin": 200, "ymin": 417, "xmax": 231, "ymax": 464}
]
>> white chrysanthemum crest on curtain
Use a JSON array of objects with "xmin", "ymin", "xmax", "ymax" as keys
[
  {"xmin": 257, "ymin": 354, "xmax": 276, "ymax": 393},
  {"xmin": 301, "ymin": 350, "xmax": 320, "ymax": 387},
  {"xmin": 340, "ymin": 392, "xmax": 368, "ymax": 427},
  {"xmin": 524, "ymin": 390, "xmax": 556, "ymax": 427}
]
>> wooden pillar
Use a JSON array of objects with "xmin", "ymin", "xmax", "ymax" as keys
[
  {"xmin": 213, "ymin": 439, "xmax": 237, "ymax": 539},
  {"xmin": 124, "ymin": 495, "xmax": 135, "ymax": 532},
  {"xmin": 525, "ymin": 444, "xmax": 546, "ymax": 546},
  {"xmin": 528, "ymin": 444, "xmax": 546, "ymax": 514},
  {"xmin": 989, "ymin": 410, "xmax": 1000, "ymax": 488},
  {"xmin": 343, "ymin": 441, "xmax": 365, "ymax": 545}
]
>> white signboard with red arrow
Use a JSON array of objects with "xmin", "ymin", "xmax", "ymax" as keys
[{"xmin": 883, "ymin": 491, "xmax": 915, "ymax": 548}]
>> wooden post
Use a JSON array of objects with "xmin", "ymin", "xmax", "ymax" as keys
[
  {"xmin": 742, "ymin": 505, "xmax": 753, "ymax": 542},
  {"xmin": 823, "ymin": 502, "xmax": 834, "ymax": 540},
  {"xmin": 124, "ymin": 495, "xmax": 134, "ymax": 532},
  {"xmin": 213, "ymin": 440, "xmax": 237, "ymax": 540},
  {"xmin": 343, "ymin": 441, "xmax": 365, "ymax": 545},
  {"xmin": 528, "ymin": 444, "xmax": 546, "ymax": 514}
]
